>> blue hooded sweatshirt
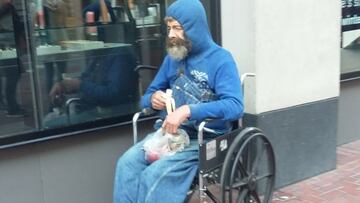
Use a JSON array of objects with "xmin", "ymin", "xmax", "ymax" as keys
[{"xmin": 141, "ymin": 0, "xmax": 243, "ymax": 133}]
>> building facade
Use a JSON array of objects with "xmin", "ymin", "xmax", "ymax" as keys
[{"xmin": 0, "ymin": 0, "xmax": 354, "ymax": 202}]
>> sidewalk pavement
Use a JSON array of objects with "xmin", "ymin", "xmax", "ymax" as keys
[
  {"xmin": 188, "ymin": 139, "xmax": 360, "ymax": 203},
  {"xmin": 272, "ymin": 139, "xmax": 360, "ymax": 203}
]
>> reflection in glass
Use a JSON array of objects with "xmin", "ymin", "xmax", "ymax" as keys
[
  {"xmin": 341, "ymin": 0, "xmax": 360, "ymax": 76},
  {"xmin": 42, "ymin": 44, "xmax": 138, "ymax": 128},
  {"xmin": 0, "ymin": 0, "xmax": 220, "ymax": 144},
  {"xmin": 0, "ymin": 0, "xmax": 174, "ymax": 136},
  {"xmin": 30, "ymin": 0, "xmax": 165, "ymax": 129},
  {"xmin": 0, "ymin": 0, "xmax": 35, "ymax": 137}
]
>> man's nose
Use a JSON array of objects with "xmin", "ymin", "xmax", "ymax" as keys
[{"xmin": 168, "ymin": 29, "xmax": 176, "ymax": 38}]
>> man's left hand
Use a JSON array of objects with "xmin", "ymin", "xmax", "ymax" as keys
[
  {"xmin": 162, "ymin": 105, "xmax": 191, "ymax": 134},
  {"xmin": 62, "ymin": 78, "xmax": 81, "ymax": 93}
]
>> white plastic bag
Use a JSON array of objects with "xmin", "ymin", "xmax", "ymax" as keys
[
  {"xmin": 143, "ymin": 89, "xmax": 190, "ymax": 163},
  {"xmin": 143, "ymin": 128, "xmax": 190, "ymax": 163}
]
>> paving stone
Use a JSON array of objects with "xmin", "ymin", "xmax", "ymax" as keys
[
  {"xmin": 272, "ymin": 140, "xmax": 360, "ymax": 203},
  {"xmin": 187, "ymin": 140, "xmax": 360, "ymax": 203}
]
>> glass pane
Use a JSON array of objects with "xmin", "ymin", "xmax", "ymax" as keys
[
  {"xmin": 130, "ymin": 0, "xmax": 165, "ymax": 96},
  {"xmin": 0, "ymin": 0, "xmax": 36, "ymax": 137},
  {"xmin": 0, "ymin": 0, "xmax": 222, "ymax": 145},
  {"xmin": 30, "ymin": 0, "xmax": 166, "ymax": 129},
  {"xmin": 341, "ymin": 0, "xmax": 360, "ymax": 76}
]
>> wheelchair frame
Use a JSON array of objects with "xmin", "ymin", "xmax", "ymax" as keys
[{"xmin": 132, "ymin": 73, "xmax": 276, "ymax": 203}]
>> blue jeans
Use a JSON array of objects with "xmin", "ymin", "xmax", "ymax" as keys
[{"xmin": 113, "ymin": 132, "xmax": 199, "ymax": 203}]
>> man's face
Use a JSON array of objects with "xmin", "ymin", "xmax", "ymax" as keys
[
  {"xmin": 167, "ymin": 19, "xmax": 185, "ymax": 41},
  {"xmin": 166, "ymin": 19, "xmax": 191, "ymax": 60}
]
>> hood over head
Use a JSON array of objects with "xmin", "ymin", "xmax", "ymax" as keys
[{"xmin": 166, "ymin": 0, "xmax": 216, "ymax": 56}]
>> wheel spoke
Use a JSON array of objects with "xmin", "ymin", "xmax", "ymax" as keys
[
  {"xmin": 223, "ymin": 131, "xmax": 276, "ymax": 203},
  {"xmin": 236, "ymin": 188, "xmax": 249, "ymax": 203},
  {"xmin": 255, "ymin": 173, "xmax": 273, "ymax": 181},
  {"xmin": 251, "ymin": 191, "xmax": 262, "ymax": 203},
  {"xmin": 251, "ymin": 142, "xmax": 266, "ymax": 174},
  {"xmin": 237, "ymin": 159, "xmax": 248, "ymax": 176},
  {"xmin": 232, "ymin": 178, "xmax": 248, "ymax": 189}
]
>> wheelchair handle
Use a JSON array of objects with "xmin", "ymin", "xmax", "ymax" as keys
[{"xmin": 241, "ymin": 72, "xmax": 256, "ymax": 85}]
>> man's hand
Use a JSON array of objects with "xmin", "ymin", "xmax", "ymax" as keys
[
  {"xmin": 49, "ymin": 78, "xmax": 81, "ymax": 105},
  {"xmin": 162, "ymin": 105, "xmax": 191, "ymax": 134},
  {"xmin": 151, "ymin": 90, "xmax": 166, "ymax": 110},
  {"xmin": 62, "ymin": 78, "xmax": 81, "ymax": 93},
  {"xmin": 49, "ymin": 82, "xmax": 65, "ymax": 104}
]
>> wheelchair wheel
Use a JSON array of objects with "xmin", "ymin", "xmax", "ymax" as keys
[{"xmin": 220, "ymin": 127, "xmax": 275, "ymax": 203}]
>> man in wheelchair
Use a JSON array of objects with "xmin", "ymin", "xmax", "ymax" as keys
[{"xmin": 113, "ymin": 0, "xmax": 243, "ymax": 202}]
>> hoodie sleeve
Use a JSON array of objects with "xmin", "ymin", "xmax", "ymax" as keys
[
  {"xmin": 188, "ymin": 61, "xmax": 244, "ymax": 121},
  {"xmin": 140, "ymin": 57, "xmax": 171, "ymax": 109},
  {"xmin": 79, "ymin": 59, "xmax": 122, "ymax": 105},
  {"xmin": 79, "ymin": 52, "xmax": 137, "ymax": 105}
]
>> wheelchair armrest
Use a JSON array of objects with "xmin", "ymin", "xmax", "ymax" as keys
[
  {"xmin": 132, "ymin": 108, "xmax": 156, "ymax": 122},
  {"xmin": 197, "ymin": 117, "xmax": 242, "ymax": 146},
  {"xmin": 197, "ymin": 119, "xmax": 219, "ymax": 146},
  {"xmin": 134, "ymin": 65, "xmax": 158, "ymax": 72},
  {"xmin": 198, "ymin": 121, "xmax": 208, "ymax": 145},
  {"xmin": 132, "ymin": 108, "xmax": 157, "ymax": 144},
  {"xmin": 65, "ymin": 97, "xmax": 81, "ymax": 107},
  {"xmin": 65, "ymin": 97, "xmax": 81, "ymax": 124}
]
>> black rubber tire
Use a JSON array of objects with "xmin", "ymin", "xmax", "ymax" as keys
[{"xmin": 220, "ymin": 127, "xmax": 276, "ymax": 203}]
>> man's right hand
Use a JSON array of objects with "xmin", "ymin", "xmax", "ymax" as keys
[
  {"xmin": 151, "ymin": 90, "xmax": 166, "ymax": 110},
  {"xmin": 49, "ymin": 82, "xmax": 65, "ymax": 104}
]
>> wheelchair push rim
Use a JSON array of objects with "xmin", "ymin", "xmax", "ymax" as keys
[{"xmin": 220, "ymin": 127, "xmax": 276, "ymax": 203}]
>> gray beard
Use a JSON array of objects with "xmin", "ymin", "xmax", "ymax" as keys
[{"xmin": 167, "ymin": 45, "xmax": 188, "ymax": 61}]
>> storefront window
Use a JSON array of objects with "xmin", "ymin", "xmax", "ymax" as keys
[
  {"xmin": 341, "ymin": 0, "xmax": 360, "ymax": 79},
  {"xmin": 35, "ymin": 0, "xmax": 148, "ymax": 130},
  {"xmin": 0, "ymin": 0, "xmax": 220, "ymax": 147}
]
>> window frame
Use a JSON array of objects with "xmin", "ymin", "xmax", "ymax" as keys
[{"xmin": 0, "ymin": 0, "xmax": 222, "ymax": 149}]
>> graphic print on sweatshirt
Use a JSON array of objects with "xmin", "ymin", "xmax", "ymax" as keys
[{"xmin": 190, "ymin": 69, "xmax": 210, "ymax": 89}]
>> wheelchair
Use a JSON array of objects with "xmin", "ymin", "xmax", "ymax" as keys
[{"xmin": 132, "ymin": 73, "xmax": 276, "ymax": 203}]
